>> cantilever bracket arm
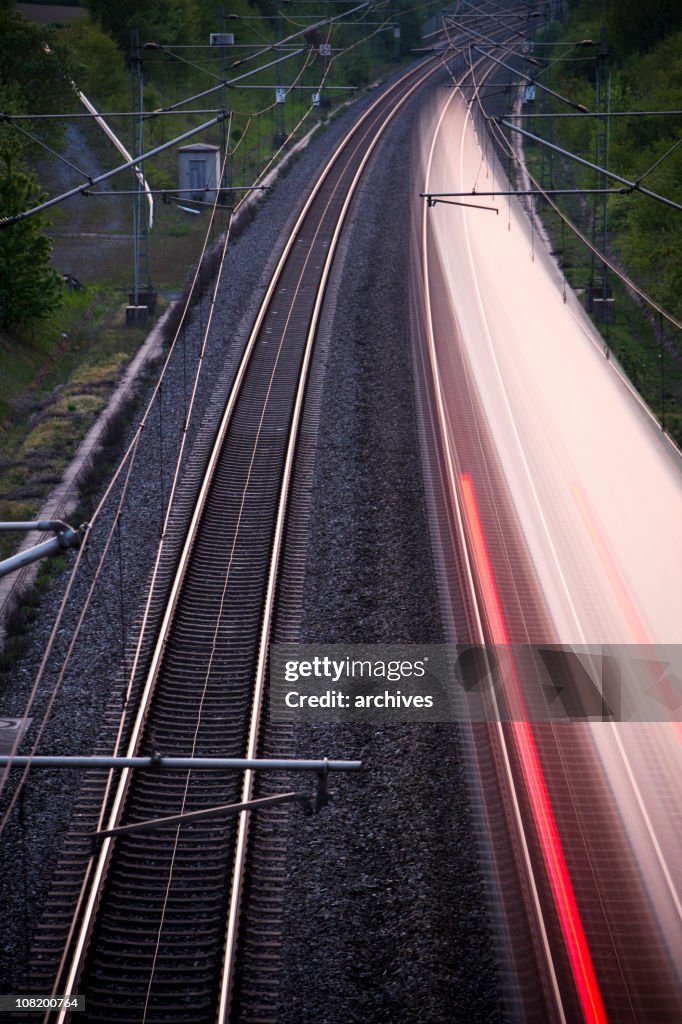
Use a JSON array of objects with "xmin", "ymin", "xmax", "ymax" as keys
[
  {"xmin": 0, "ymin": 754, "xmax": 361, "ymax": 844},
  {"xmin": 422, "ymin": 193, "xmax": 499, "ymax": 213},
  {"xmin": 0, "ymin": 520, "xmax": 87, "ymax": 579},
  {"xmin": 92, "ymin": 791, "xmax": 313, "ymax": 849}
]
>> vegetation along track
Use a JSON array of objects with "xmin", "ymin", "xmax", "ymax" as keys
[{"xmin": 38, "ymin": 54, "xmax": 442, "ymax": 1024}]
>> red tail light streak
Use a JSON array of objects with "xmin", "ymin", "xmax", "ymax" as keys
[{"xmin": 459, "ymin": 472, "xmax": 608, "ymax": 1024}]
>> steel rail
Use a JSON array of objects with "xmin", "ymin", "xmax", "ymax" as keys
[
  {"xmin": 50, "ymin": 50, "xmax": 446, "ymax": 1024},
  {"xmin": 218, "ymin": 53, "xmax": 445, "ymax": 1024},
  {"xmin": 49, "ymin": 12, "xmax": 537, "ymax": 1019}
]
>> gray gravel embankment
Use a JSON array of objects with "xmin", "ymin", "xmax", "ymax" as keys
[{"xmin": 0, "ymin": 68, "xmax": 503, "ymax": 1022}]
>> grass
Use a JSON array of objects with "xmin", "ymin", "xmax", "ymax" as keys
[
  {"xmin": 0, "ymin": 46, "xmax": 362, "ymax": 566},
  {"xmin": 0, "ymin": 553, "xmax": 67, "ymax": 674},
  {"xmin": 0, "ymin": 11, "xmax": 438, "ymax": 658},
  {"xmin": 0, "ymin": 286, "xmax": 150, "ymax": 563}
]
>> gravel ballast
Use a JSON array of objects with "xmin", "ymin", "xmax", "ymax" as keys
[
  {"xmin": 0, "ymin": 68, "xmax": 503, "ymax": 1021},
  {"xmin": 272, "ymin": 79, "xmax": 503, "ymax": 1024}
]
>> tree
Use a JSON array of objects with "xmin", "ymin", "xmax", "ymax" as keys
[
  {"xmin": 0, "ymin": 152, "xmax": 62, "ymax": 329},
  {"xmin": 606, "ymin": 0, "xmax": 682, "ymax": 60},
  {"xmin": 0, "ymin": 10, "xmax": 79, "ymax": 150},
  {"xmin": 398, "ymin": 3, "xmax": 422, "ymax": 57},
  {"xmin": 63, "ymin": 18, "xmax": 129, "ymax": 108},
  {"xmin": 0, "ymin": 10, "xmax": 81, "ymax": 330},
  {"xmin": 82, "ymin": 0, "xmax": 200, "ymax": 52}
]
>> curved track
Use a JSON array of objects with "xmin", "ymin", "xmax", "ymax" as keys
[
  {"xmin": 45, "ymin": 53, "xmax": 443, "ymax": 1024},
  {"xmin": 38, "ymin": 7, "xmax": 639, "ymax": 1024}
]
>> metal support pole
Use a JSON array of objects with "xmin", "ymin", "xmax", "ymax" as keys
[
  {"xmin": 602, "ymin": 63, "xmax": 612, "ymax": 303},
  {"xmin": 277, "ymin": 7, "xmax": 285, "ymax": 147},
  {"xmin": 219, "ymin": 4, "xmax": 229, "ymax": 193},
  {"xmin": 500, "ymin": 109, "xmax": 682, "ymax": 118},
  {"xmin": 0, "ymin": 521, "xmax": 86, "ymax": 579},
  {"xmin": 660, "ymin": 315, "xmax": 666, "ymax": 431},
  {"xmin": 590, "ymin": 33, "xmax": 603, "ymax": 294},
  {"xmin": 547, "ymin": 39, "xmax": 554, "ymax": 187},
  {"xmin": 130, "ymin": 29, "xmax": 141, "ymax": 307},
  {"xmin": 130, "ymin": 29, "xmax": 153, "ymax": 313}
]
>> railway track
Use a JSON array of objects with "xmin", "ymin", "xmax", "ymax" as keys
[
  {"xmin": 34, "ymin": 52, "xmax": 446, "ymax": 1024},
  {"xmin": 29, "ymin": 8, "xmax": 591, "ymax": 1023}
]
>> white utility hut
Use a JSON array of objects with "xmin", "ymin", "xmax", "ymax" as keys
[{"xmin": 178, "ymin": 143, "xmax": 221, "ymax": 201}]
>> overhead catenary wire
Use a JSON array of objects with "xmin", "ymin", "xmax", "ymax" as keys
[
  {"xmin": 432, "ymin": 3, "xmax": 682, "ymax": 339},
  {"xmin": 0, "ymin": 112, "xmax": 228, "ymax": 228},
  {"xmin": 144, "ymin": 42, "xmax": 225, "ymax": 82},
  {"xmin": 82, "ymin": 186, "xmax": 268, "ymax": 196},
  {"xmin": 0, "ymin": 0, "xmax": 440, "ymax": 828},
  {"xmin": 21, "ymin": 2, "xmax": 391, "ymax": 528},
  {"xmin": 146, "ymin": 0, "xmax": 372, "ymax": 115},
  {"xmin": 0, "ymin": 0, "xmax": 357, "ymax": 814},
  {"xmin": 0, "ymin": 0, "xmax": 517, "ymax": 890},
  {"xmin": 444, "ymin": 14, "xmax": 538, "ymax": 62},
  {"xmin": 522, "ymin": 160, "xmax": 682, "ymax": 333},
  {"xmin": 0, "ymin": 132, "xmax": 236, "ymax": 828},
  {"xmin": 1, "ymin": 1, "xmax": 371, "ymax": 227},
  {"xmin": 634, "ymin": 134, "xmax": 682, "ymax": 186},
  {"xmin": 456, "ymin": 0, "xmax": 539, "ymax": 42},
  {"xmin": 500, "ymin": 118, "xmax": 682, "ymax": 212},
  {"xmin": 463, "ymin": 63, "xmax": 682, "ymax": 334},
  {"xmin": 232, "ymin": 6, "xmax": 413, "ymax": 203},
  {"xmin": 230, "ymin": 39, "xmax": 319, "ymax": 124},
  {"xmin": 6, "ymin": 118, "xmax": 91, "ymax": 181},
  {"xmin": 533, "ymin": 42, "xmax": 599, "ymax": 77},
  {"xmin": 476, "ymin": 47, "xmax": 589, "ymax": 112},
  {"xmin": 0, "ymin": 109, "xmax": 226, "ymax": 119},
  {"xmin": 149, "ymin": 47, "xmax": 308, "ymax": 115}
]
